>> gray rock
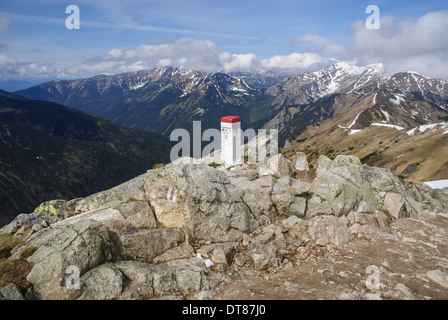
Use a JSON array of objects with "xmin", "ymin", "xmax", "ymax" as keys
[
  {"xmin": 254, "ymin": 224, "xmax": 284, "ymax": 244},
  {"xmin": 271, "ymin": 182, "xmax": 307, "ymax": 217},
  {"xmin": 79, "ymin": 263, "xmax": 124, "ymax": 300},
  {"xmin": 347, "ymin": 210, "xmax": 391, "ymax": 235},
  {"xmin": 347, "ymin": 211, "xmax": 377, "ymax": 226},
  {"xmin": 383, "ymin": 193, "xmax": 405, "ymax": 219},
  {"xmin": 113, "ymin": 227, "xmax": 185, "ymax": 263},
  {"xmin": 282, "ymin": 216, "xmax": 303, "ymax": 229},
  {"xmin": 60, "ymin": 200, "xmax": 157, "ymax": 231},
  {"xmin": 1, "ymin": 213, "xmax": 41, "ymax": 234},
  {"xmin": 290, "ymin": 179, "xmax": 311, "ymax": 195},
  {"xmin": 249, "ymin": 242, "xmax": 281, "ymax": 270},
  {"xmin": 395, "ymin": 283, "xmax": 414, "ymax": 300},
  {"xmin": 114, "ymin": 260, "xmax": 156, "ymax": 299},
  {"xmin": 256, "ymin": 165, "xmax": 275, "ymax": 177},
  {"xmin": 374, "ymin": 210, "xmax": 391, "ymax": 232},
  {"xmin": 307, "ymin": 216, "xmax": 353, "ymax": 247},
  {"xmin": 233, "ymin": 251, "xmax": 252, "ymax": 267},
  {"xmin": 362, "ymin": 166, "xmax": 404, "ymax": 193},
  {"xmin": 277, "ymin": 176, "xmax": 310, "ymax": 195},
  {"xmin": 267, "ymin": 153, "xmax": 294, "ymax": 178},
  {"xmin": 235, "ymin": 175, "xmax": 276, "ymax": 225},
  {"xmin": 331, "ymin": 155, "xmax": 362, "ymax": 168},
  {"xmin": 286, "ymin": 219, "xmax": 308, "ymax": 243},
  {"xmin": 31, "ymin": 223, "xmax": 43, "ymax": 232},
  {"xmin": 153, "ymin": 242, "xmax": 196, "ymax": 264},
  {"xmin": 197, "ymin": 242, "xmax": 241, "ymax": 265},
  {"xmin": 0, "ymin": 283, "xmax": 25, "ymax": 300},
  {"xmin": 308, "ymin": 164, "xmax": 380, "ymax": 217},
  {"xmin": 194, "ymin": 290, "xmax": 215, "ymax": 300},
  {"xmin": 24, "ymin": 219, "xmax": 111, "ymax": 300},
  {"xmin": 291, "ymin": 152, "xmax": 309, "ymax": 171},
  {"xmin": 116, "ymin": 258, "xmax": 219, "ymax": 299},
  {"xmin": 174, "ymin": 267, "xmax": 203, "ymax": 296},
  {"xmin": 427, "ymin": 270, "xmax": 448, "ymax": 288},
  {"xmin": 225, "ymin": 166, "xmax": 258, "ymax": 181},
  {"xmin": 316, "ymin": 155, "xmax": 333, "ymax": 172},
  {"xmin": 145, "ymin": 164, "xmax": 259, "ymax": 242},
  {"xmin": 69, "ymin": 171, "xmax": 153, "ymax": 214}
]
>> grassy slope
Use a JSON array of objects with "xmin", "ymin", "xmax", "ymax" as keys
[{"xmin": 283, "ymin": 124, "xmax": 448, "ymax": 182}]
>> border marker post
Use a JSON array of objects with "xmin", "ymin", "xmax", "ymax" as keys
[{"xmin": 221, "ymin": 116, "xmax": 242, "ymax": 167}]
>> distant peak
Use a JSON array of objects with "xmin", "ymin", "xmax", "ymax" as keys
[
  {"xmin": 403, "ymin": 70, "xmax": 431, "ymax": 79},
  {"xmin": 331, "ymin": 62, "xmax": 385, "ymax": 75}
]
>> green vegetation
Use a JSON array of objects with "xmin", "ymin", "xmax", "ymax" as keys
[
  {"xmin": 381, "ymin": 209, "xmax": 395, "ymax": 222},
  {"xmin": 361, "ymin": 151, "xmax": 379, "ymax": 162},
  {"xmin": 0, "ymin": 233, "xmax": 22, "ymax": 260},
  {"xmin": 0, "ymin": 233, "xmax": 34, "ymax": 292},
  {"xmin": 209, "ymin": 162, "xmax": 221, "ymax": 168}
]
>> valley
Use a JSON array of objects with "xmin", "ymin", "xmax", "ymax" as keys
[{"xmin": 0, "ymin": 90, "xmax": 172, "ymax": 225}]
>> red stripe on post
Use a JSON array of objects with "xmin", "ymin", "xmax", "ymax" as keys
[{"xmin": 221, "ymin": 116, "xmax": 240, "ymax": 123}]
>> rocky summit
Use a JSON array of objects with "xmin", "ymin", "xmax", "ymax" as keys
[{"xmin": 0, "ymin": 153, "xmax": 447, "ymax": 300}]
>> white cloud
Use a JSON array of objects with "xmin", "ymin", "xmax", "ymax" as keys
[
  {"xmin": 0, "ymin": 37, "xmax": 328, "ymax": 79},
  {"xmin": 346, "ymin": 11, "xmax": 448, "ymax": 77},
  {"xmin": 64, "ymin": 38, "xmax": 327, "ymax": 77},
  {"xmin": 77, "ymin": 38, "xmax": 223, "ymax": 75},
  {"xmin": 290, "ymin": 34, "xmax": 345, "ymax": 56},
  {"xmin": 260, "ymin": 52, "xmax": 327, "ymax": 71},
  {"xmin": 219, "ymin": 53, "xmax": 257, "ymax": 72},
  {"xmin": 0, "ymin": 53, "xmax": 59, "ymax": 79}
]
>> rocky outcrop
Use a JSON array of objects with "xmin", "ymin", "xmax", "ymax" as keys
[{"xmin": 0, "ymin": 154, "xmax": 446, "ymax": 300}]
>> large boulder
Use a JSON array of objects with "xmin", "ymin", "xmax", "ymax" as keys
[
  {"xmin": 115, "ymin": 259, "xmax": 227, "ymax": 299},
  {"xmin": 307, "ymin": 216, "xmax": 353, "ymax": 247},
  {"xmin": 112, "ymin": 227, "xmax": 186, "ymax": 263},
  {"xmin": 196, "ymin": 242, "xmax": 241, "ymax": 265},
  {"xmin": 383, "ymin": 193, "xmax": 406, "ymax": 219},
  {"xmin": 67, "ymin": 170, "xmax": 158, "ymax": 215},
  {"xmin": 22, "ymin": 219, "xmax": 111, "ymax": 300},
  {"xmin": 291, "ymin": 152, "xmax": 309, "ymax": 171},
  {"xmin": 79, "ymin": 263, "xmax": 124, "ymax": 300},
  {"xmin": 267, "ymin": 154, "xmax": 294, "ymax": 178},
  {"xmin": 145, "ymin": 163, "xmax": 259, "ymax": 242},
  {"xmin": 271, "ymin": 182, "xmax": 307, "ymax": 217},
  {"xmin": 331, "ymin": 155, "xmax": 362, "ymax": 168},
  {"xmin": 248, "ymin": 242, "xmax": 281, "ymax": 271},
  {"xmin": 308, "ymin": 166, "xmax": 372, "ymax": 217},
  {"xmin": 347, "ymin": 210, "xmax": 391, "ymax": 235},
  {"xmin": 0, "ymin": 283, "xmax": 25, "ymax": 300},
  {"xmin": 316, "ymin": 155, "xmax": 334, "ymax": 172},
  {"xmin": 1, "ymin": 200, "xmax": 69, "ymax": 234},
  {"xmin": 58, "ymin": 200, "xmax": 158, "ymax": 231},
  {"xmin": 230, "ymin": 175, "xmax": 276, "ymax": 226}
]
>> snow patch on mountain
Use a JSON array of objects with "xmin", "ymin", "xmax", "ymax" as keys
[
  {"xmin": 129, "ymin": 82, "xmax": 148, "ymax": 90},
  {"xmin": 371, "ymin": 123, "xmax": 405, "ymax": 130},
  {"xmin": 390, "ymin": 94, "xmax": 405, "ymax": 105},
  {"xmin": 407, "ymin": 123, "xmax": 448, "ymax": 136},
  {"xmin": 423, "ymin": 179, "xmax": 448, "ymax": 189},
  {"xmin": 380, "ymin": 109, "xmax": 390, "ymax": 123}
]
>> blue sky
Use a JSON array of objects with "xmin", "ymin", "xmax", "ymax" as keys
[{"xmin": 0, "ymin": 0, "xmax": 448, "ymax": 88}]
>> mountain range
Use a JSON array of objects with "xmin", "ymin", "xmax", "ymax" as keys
[{"xmin": 15, "ymin": 63, "xmax": 448, "ymax": 182}]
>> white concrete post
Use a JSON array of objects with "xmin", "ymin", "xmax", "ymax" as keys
[{"xmin": 221, "ymin": 116, "xmax": 242, "ymax": 166}]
